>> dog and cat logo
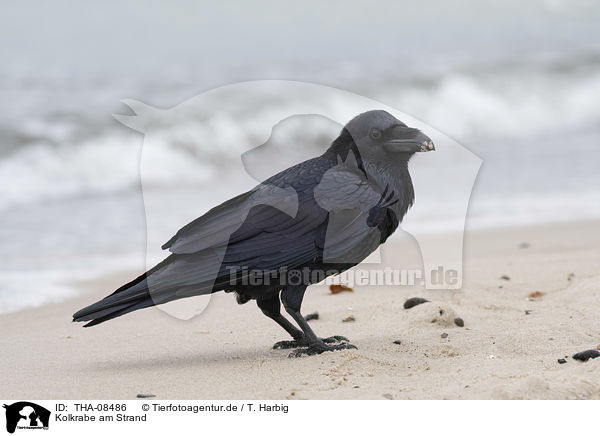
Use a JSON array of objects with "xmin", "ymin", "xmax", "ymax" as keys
[{"xmin": 3, "ymin": 402, "xmax": 50, "ymax": 433}]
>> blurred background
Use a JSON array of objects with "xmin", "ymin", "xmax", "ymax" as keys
[{"xmin": 1, "ymin": 0, "xmax": 599, "ymax": 313}]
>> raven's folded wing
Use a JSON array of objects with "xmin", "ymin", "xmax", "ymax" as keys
[
  {"xmin": 161, "ymin": 183, "xmax": 301, "ymax": 254},
  {"xmin": 162, "ymin": 159, "xmax": 389, "ymax": 273},
  {"xmin": 217, "ymin": 163, "xmax": 388, "ymax": 271}
]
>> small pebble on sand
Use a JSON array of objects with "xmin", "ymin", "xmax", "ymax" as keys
[
  {"xmin": 454, "ymin": 317, "xmax": 464, "ymax": 327},
  {"xmin": 525, "ymin": 310, "xmax": 532, "ymax": 315},
  {"xmin": 393, "ymin": 340, "xmax": 402, "ymax": 345},
  {"xmin": 567, "ymin": 273, "xmax": 575, "ymax": 281},
  {"xmin": 572, "ymin": 349, "xmax": 600, "ymax": 362},
  {"xmin": 304, "ymin": 312, "xmax": 319, "ymax": 321},
  {"xmin": 518, "ymin": 242, "xmax": 530, "ymax": 249},
  {"xmin": 342, "ymin": 315, "xmax": 355, "ymax": 323},
  {"xmin": 404, "ymin": 297, "xmax": 429, "ymax": 309},
  {"xmin": 441, "ymin": 333, "xmax": 448, "ymax": 338},
  {"xmin": 382, "ymin": 393, "xmax": 393, "ymax": 400},
  {"xmin": 557, "ymin": 358, "xmax": 567, "ymax": 364},
  {"xmin": 500, "ymin": 275, "xmax": 511, "ymax": 281}
]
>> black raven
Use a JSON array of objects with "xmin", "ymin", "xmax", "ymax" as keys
[{"xmin": 73, "ymin": 110, "xmax": 434, "ymax": 356}]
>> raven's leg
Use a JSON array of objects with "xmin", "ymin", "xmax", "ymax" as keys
[
  {"xmin": 257, "ymin": 294, "xmax": 349, "ymax": 349},
  {"xmin": 281, "ymin": 285, "xmax": 357, "ymax": 357},
  {"xmin": 256, "ymin": 295, "xmax": 306, "ymax": 349}
]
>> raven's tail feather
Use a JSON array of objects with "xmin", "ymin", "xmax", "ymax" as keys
[
  {"xmin": 76, "ymin": 298, "xmax": 155, "ymax": 327},
  {"xmin": 72, "ymin": 268, "xmax": 159, "ymax": 327},
  {"xmin": 73, "ymin": 254, "xmax": 212, "ymax": 327},
  {"xmin": 73, "ymin": 251, "xmax": 232, "ymax": 326}
]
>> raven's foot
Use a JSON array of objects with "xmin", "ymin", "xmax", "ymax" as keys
[
  {"xmin": 288, "ymin": 340, "xmax": 357, "ymax": 357},
  {"xmin": 273, "ymin": 338, "xmax": 308, "ymax": 349},
  {"xmin": 273, "ymin": 335, "xmax": 349, "ymax": 350}
]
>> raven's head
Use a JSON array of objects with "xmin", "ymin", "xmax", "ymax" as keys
[{"xmin": 327, "ymin": 110, "xmax": 434, "ymax": 165}]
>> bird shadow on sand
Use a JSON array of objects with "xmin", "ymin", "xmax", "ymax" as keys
[{"xmin": 81, "ymin": 345, "xmax": 323, "ymax": 373}]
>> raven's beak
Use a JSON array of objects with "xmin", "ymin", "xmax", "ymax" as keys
[{"xmin": 384, "ymin": 131, "xmax": 435, "ymax": 153}]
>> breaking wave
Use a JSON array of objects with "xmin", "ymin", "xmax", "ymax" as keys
[{"xmin": 2, "ymin": 52, "xmax": 600, "ymax": 211}]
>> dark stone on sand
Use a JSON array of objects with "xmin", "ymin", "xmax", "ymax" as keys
[
  {"xmin": 304, "ymin": 311, "xmax": 319, "ymax": 321},
  {"xmin": 525, "ymin": 310, "xmax": 532, "ymax": 315},
  {"xmin": 454, "ymin": 317, "xmax": 464, "ymax": 327},
  {"xmin": 136, "ymin": 394, "xmax": 156, "ymax": 398},
  {"xmin": 441, "ymin": 333, "xmax": 448, "ymax": 338},
  {"xmin": 572, "ymin": 349, "xmax": 600, "ymax": 362},
  {"xmin": 557, "ymin": 358, "xmax": 567, "ymax": 364},
  {"xmin": 518, "ymin": 242, "xmax": 530, "ymax": 249},
  {"xmin": 404, "ymin": 297, "xmax": 429, "ymax": 309},
  {"xmin": 500, "ymin": 275, "xmax": 511, "ymax": 281},
  {"xmin": 393, "ymin": 340, "xmax": 402, "ymax": 345}
]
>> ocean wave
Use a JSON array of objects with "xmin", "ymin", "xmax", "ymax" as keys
[
  {"xmin": 391, "ymin": 71, "xmax": 600, "ymax": 140},
  {"xmin": 1, "ymin": 53, "xmax": 600, "ymax": 211}
]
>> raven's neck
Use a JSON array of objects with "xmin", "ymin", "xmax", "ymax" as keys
[
  {"xmin": 323, "ymin": 128, "xmax": 367, "ymax": 177},
  {"xmin": 364, "ymin": 159, "xmax": 415, "ymax": 222},
  {"xmin": 324, "ymin": 129, "xmax": 415, "ymax": 222}
]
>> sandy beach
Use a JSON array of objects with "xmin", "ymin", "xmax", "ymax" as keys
[{"xmin": 1, "ymin": 219, "xmax": 599, "ymax": 400}]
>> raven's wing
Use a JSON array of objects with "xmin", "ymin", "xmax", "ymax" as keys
[
  {"xmin": 163, "ymin": 157, "xmax": 386, "ymax": 269},
  {"xmin": 162, "ymin": 157, "xmax": 330, "ymax": 256},
  {"xmin": 162, "ymin": 183, "xmax": 300, "ymax": 254},
  {"xmin": 219, "ymin": 163, "xmax": 388, "ymax": 272}
]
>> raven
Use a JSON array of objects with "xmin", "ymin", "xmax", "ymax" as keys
[{"xmin": 73, "ymin": 110, "xmax": 434, "ymax": 356}]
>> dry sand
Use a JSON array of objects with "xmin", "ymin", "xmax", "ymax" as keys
[{"xmin": 1, "ymin": 220, "xmax": 599, "ymax": 399}]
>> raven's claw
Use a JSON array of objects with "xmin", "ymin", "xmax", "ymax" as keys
[
  {"xmin": 287, "ymin": 341, "xmax": 357, "ymax": 357},
  {"xmin": 322, "ymin": 335, "xmax": 349, "ymax": 343},
  {"xmin": 273, "ymin": 335, "xmax": 349, "ymax": 350},
  {"xmin": 273, "ymin": 339, "xmax": 309, "ymax": 349}
]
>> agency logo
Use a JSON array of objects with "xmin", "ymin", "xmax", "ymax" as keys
[
  {"xmin": 115, "ymin": 80, "xmax": 481, "ymax": 321},
  {"xmin": 3, "ymin": 402, "xmax": 50, "ymax": 434}
]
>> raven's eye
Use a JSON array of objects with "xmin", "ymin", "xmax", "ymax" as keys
[{"xmin": 369, "ymin": 128, "xmax": 382, "ymax": 140}]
